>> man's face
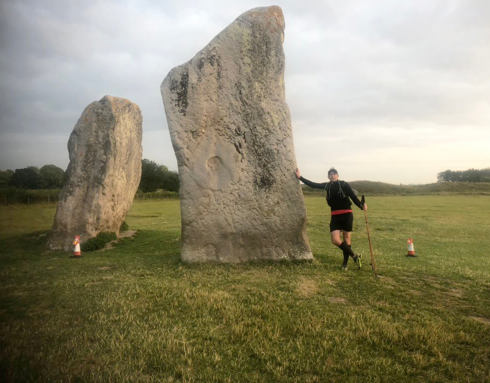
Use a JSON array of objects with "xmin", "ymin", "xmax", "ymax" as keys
[{"xmin": 328, "ymin": 172, "xmax": 339, "ymax": 181}]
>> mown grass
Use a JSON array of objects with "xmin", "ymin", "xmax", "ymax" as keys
[{"xmin": 0, "ymin": 196, "xmax": 489, "ymax": 382}]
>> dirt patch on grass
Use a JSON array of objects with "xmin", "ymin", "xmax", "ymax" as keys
[
  {"xmin": 119, "ymin": 230, "xmax": 137, "ymax": 239},
  {"xmin": 296, "ymin": 278, "xmax": 319, "ymax": 298},
  {"xmin": 191, "ymin": 289, "xmax": 232, "ymax": 305},
  {"xmin": 103, "ymin": 230, "xmax": 137, "ymax": 250},
  {"xmin": 377, "ymin": 275, "xmax": 397, "ymax": 286},
  {"xmin": 84, "ymin": 281, "xmax": 103, "ymax": 287},
  {"xmin": 328, "ymin": 297, "xmax": 347, "ymax": 304},
  {"xmin": 199, "ymin": 289, "xmax": 232, "ymax": 300},
  {"xmin": 469, "ymin": 316, "xmax": 490, "ymax": 325},
  {"xmin": 128, "ymin": 214, "xmax": 160, "ymax": 218},
  {"xmin": 447, "ymin": 289, "xmax": 463, "ymax": 298}
]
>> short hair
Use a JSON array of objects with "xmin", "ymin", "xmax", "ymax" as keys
[{"xmin": 328, "ymin": 168, "xmax": 338, "ymax": 175}]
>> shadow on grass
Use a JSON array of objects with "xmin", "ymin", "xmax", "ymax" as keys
[
  {"xmin": 0, "ymin": 229, "xmax": 343, "ymax": 273},
  {"xmin": 0, "ymin": 229, "xmax": 388, "ymax": 288},
  {"xmin": 0, "ymin": 229, "xmax": 182, "ymax": 267}
]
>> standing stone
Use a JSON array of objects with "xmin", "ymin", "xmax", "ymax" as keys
[
  {"xmin": 48, "ymin": 95, "xmax": 142, "ymax": 250},
  {"xmin": 161, "ymin": 6, "xmax": 312, "ymax": 262}
]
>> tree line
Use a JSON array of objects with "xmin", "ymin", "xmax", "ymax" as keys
[
  {"xmin": 3, "ymin": 164, "xmax": 488, "ymax": 192},
  {"xmin": 437, "ymin": 168, "xmax": 490, "ymax": 183},
  {"xmin": 0, "ymin": 159, "xmax": 179, "ymax": 192}
]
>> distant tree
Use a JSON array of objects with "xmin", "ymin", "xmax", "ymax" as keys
[
  {"xmin": 453, "ymin": 171, "xmax": 463, "ymax": 182},
  {"xmin": 164, "ymin": 170, "xmax": 179, "ymax": 192},
  {"xmin": 482, "ymin": 168, "xmax": 490, "ymax": 182},
  {"xmin": 9, "ymin": 167, "xmax": 41, "ymax": 189},
  {"xmin": 139, "ymin": 159, "xmax": 162, "ymax": 192},
  {"xmin": 40, "ymin": 164, "xmax": 65, "ymax": 188},
  {"xmin": 437, "ymin": 170, "xmax": 452, "ymax": 182},
  {"xmin": 0, "ymin": 169, "xmax": 13, "ymax": 188},
  {"xmin": 438, "ymin": 167, "xmax": 490, "ymax": 183},
  {"xmin": 139, "ymin": 159, "xmax": 179, "ymax": 192},
  {"xmin": 461, "ymin": 168, "xmax": 481, "ymax": 182}
]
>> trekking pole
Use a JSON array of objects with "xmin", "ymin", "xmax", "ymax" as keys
[{"xmin": 361, "ymin": 195, "xmax": 377, "ymax": 277}]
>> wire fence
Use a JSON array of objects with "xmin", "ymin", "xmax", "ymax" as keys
[
  {"xmin": 0, "ymin": 188, "xmax": 179, "ymax": 205},
  {"xmin": 2, "ymin": 182, "xmax": 489, "ymax": 205}
]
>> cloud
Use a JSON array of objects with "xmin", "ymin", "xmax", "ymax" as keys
[{"xmin": 0, "ymin": 0, "xmax": 489, "ymax": 183}]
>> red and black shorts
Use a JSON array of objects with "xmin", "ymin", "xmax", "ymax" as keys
[{"xmin": 330, "ymin": 212, "xmax": 354, "ymax": 232}]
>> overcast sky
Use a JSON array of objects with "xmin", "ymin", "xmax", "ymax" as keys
[{"xmin": 1, "ymin": 0, "xmax": 489, "ymax": 184}]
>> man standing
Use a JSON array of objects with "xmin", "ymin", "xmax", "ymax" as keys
[{"xmin": 295, "ymin": 167, "xmax": 367, "ymax": 270}]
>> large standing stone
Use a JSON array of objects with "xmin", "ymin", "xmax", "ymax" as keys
[
  {"xmin": 48, "ymin": 95, "xmax": 142, "ymax": 250},
  {"xmin": 161, "ymin": 6, "xmax": 312, "ymax": 262}
]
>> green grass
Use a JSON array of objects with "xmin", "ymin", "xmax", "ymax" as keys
[{"xmin": 0, "ymin": 196, "xmax": 489, "ymax": 382}]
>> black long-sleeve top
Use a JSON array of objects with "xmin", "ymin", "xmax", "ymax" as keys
[{"xmin": 299, "ymin": 176, "xmax": 363, "ymax": 213}]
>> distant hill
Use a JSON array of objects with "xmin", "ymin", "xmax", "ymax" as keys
[{"xmin": 301, "ymin": 181, "xmax": 490, "ymax": 196}]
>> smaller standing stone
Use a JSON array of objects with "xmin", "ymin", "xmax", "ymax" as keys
[{"xmin": 48, "ymin": 95, "xmax": 142, "ymax": 250}]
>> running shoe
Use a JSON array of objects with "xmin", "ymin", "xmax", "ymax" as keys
[{"xmin": 354, "ymin": 254, "xmax": 362, "ymax": 269}]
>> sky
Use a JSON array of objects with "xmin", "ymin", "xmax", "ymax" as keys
[{"xmin": 1, "ymin": 0, "xmax": 489, "ymax": 184}]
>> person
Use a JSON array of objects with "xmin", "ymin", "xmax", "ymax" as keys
[{"xmin": 295, "ymin": 167, "xmax": 367, "ymax": 270}]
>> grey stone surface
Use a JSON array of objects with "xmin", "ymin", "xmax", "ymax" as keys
[
  {"xmin": 161, "ymin": 6, "xmax": 312, "ymax": 262},
  {"xmin": 48, "ymin": 95, "xmax": 142, "ymax": 250}
]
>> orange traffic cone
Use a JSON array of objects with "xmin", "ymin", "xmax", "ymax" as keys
[
  {"xmin": 73, "ymin": 235, "xmax": 81, "ymax": 257},
  {"xmin": 407, "ymin": 238, "xmax": 416, "ymax": 257}
]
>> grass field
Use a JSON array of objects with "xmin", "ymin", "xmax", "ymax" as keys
[{"xmin": 0, "ymin": 196, "xmax": 489, "ymax": 382}]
